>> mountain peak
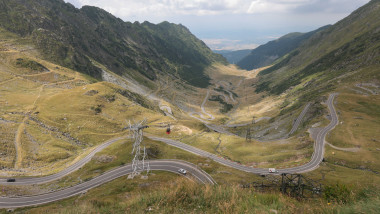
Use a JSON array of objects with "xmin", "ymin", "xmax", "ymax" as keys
[{"xmin": 0, "ymin": 0, "xmax": 226, "ymax": 87}]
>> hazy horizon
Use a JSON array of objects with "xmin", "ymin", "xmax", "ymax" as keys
[{"xmin": 64, "ymin": 0, "xmax": 370, "ymax": 51}]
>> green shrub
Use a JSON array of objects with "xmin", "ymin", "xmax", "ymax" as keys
[
  {"xmin": 208, "ymin": 95, "xmax": 233, "ymax": 113},
  {"xmin": 91, "ymin": 104, "xmax": 103, "ymax": 114},
  {"xmin": 15, "ymin": 58, "xmax": 49, "ymax": 72},
  {"xmin": 324, "ymin": 183, "xmax": 353, "ymax": 204}
]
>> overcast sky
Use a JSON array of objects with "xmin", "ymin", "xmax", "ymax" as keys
[{"xmin": 64, "ymin": 0, "xmax": 370, "ymax": 50}]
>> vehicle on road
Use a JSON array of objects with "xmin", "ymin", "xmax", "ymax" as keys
[
  {"xmin": 178, "ymin": 168, "xmax": 187, "ymax": 175},
  {"xmin": 268, "ymin": 168, "xmax": 277, "ymax": 173},
  {"xmin": 6, "ymin": 178, "xmax": 16, "ymax": 182}
]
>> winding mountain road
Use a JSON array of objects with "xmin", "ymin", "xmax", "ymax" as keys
[
  {"xmin": 0, "ymin": 160, "xmax": 215, "ymax": 208},
  {"xmin": 200, "ymin": 90, "xmax": 215, "ymax": 120},
  {"xmin": 189, "ymin": 86, "xmax": 311, "ymax": 139},
  {"xmin": 147, "ymin": 93, "xmax": 338, "ymax": 174},
  {"xmin": 0, "ymin": 136, "xmax": 127, "ymax": 185},
  {"xmin": 202, "ymin": 101, "xmax": 310, "ymax": 138},
  {"xmin": 225, "ymin": 117, "xmax": 271, "ymax": 128},
  {"xmin": 0, "ymin": 93, "xmax": 338, "ymax": 208},
  {"xmin": 287, "ymin": 102, "xmax": 311, "ymax": 137}
]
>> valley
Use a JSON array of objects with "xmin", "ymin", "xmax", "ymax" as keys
[{"xmin": 0, "ymin": 0, "xmax": 379, "ymax": 213}]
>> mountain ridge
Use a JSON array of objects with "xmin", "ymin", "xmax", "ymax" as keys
[
  {"xmin": 255, "ymin": 0, "xmax": 380, "ymax": 97},
  {"xmin": 213, "ymin": 49, "xmax": 251, "ymax": 64},
  {"xmin": 237, "ymin": 26, "xmax": 330, "ymax": 70},
  {"xmin": 0, "ymin": 0, "xmax": 227, "ymax": 88}
]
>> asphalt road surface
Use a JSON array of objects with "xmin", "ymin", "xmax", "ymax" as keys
[
  {"xmin": 147, "ymin": 93, "xmax": 339, "ymax": 175},
  {"xmin": 0, "ymin": 160, "xmax": 215, "ymax": 208},
  {"xmin": 287, "ymin": 102, "xmax": 311, "ymax": 136},
  {"xmin": 200, "ymin": 101, "xmax": 310, "ymax": 138},
  {"xmin": 0, "ymin": 93, "xmax": 338, "ymax": 208},
  {"xmin": 0, "ymin": 136, "xmax": 127, "ymax": 185},
  {"xmin": 200, "ymin": 90, "xmax": 215, "ymax": 120}
]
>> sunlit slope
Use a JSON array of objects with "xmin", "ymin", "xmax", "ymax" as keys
[
  {"xmin": 255, "ymin": 0, "xmax": 380, "ymax": 97},
  {"xmin": 0, "ymin": 0, "xmax": 226, "ymax": 88},
  {"xmin": 248, "ymin": 0, "xmax": 380, "ymax": 185},
  {"xmin": 0, "ymin": 29, "xmax": 173, "ymax": 176}
]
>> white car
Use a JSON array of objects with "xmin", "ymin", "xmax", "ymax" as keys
[
  {"xmin": 178, "ymin": 168, "xmax": 187, "ymax": 175},
  {"xmin": 268, "ymin": 168, "xmax": 277, "ymax": 173}
]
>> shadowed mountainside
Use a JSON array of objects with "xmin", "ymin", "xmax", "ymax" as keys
[
  {"xmin": 214, "ymin": 49, "xmax": 251, "ymax": 64},
  {"xmin": 237, "ymin": 26, "xmax": 330, "ymax": 70},
  {"xmin": 254, "ymin": 0, "xmax": 380, "ymax": 107},
  {"xmin": 0, "ymin": 0, "xmax": 227, "ymax": 88}
]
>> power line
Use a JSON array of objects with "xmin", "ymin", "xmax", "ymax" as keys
[{"xmin": 128, "ymin": 119, "xmax": 150, "ymax": 179}]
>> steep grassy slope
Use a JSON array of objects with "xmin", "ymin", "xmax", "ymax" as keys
[
  {"xmin": 245, "ymin": 0, "xmax": 380, "ymax": 198},
  {"xmin": 237, "ymin": 26, "xmax": 329, "ymax": 70},
  {"xmin": 16, "ymin": 172, "xmax": 380, "ymax": 213},
  {"xmin": 0, "ymin": 28, "xmax": 174, "ymax": 175},
  {"xmin": 0, "ymin": 0, "xmax": 226, "ymax": 88},
  {"xmin": 0, "ymin": 0, "xmax": 380, "ymax": 213},
  {"xmin": 255, "ymin": 0, "xmax": 380, "ymax": 97}
]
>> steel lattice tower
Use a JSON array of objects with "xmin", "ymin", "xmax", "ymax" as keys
[{"xmin": 128, "ymin": 120, "xmax": 150, "ymax": 178}]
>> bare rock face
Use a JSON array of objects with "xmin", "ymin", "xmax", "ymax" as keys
[{"xmin": 0, "ymin": 0, "xmax": 227, "ymax": 88}]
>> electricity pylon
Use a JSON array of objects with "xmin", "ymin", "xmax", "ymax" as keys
[{"xmin": 128, "ymin": 119, "xmax": 150, "ymax": 179}]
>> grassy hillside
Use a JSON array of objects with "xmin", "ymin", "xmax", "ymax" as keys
[
  {"xmin": 242, "ymin": 2, "xmax": 380, "ymax": 189},
  {"xmin": 237, "ymin": 26, "xmax": 329, "ymax": 70},
  {"xmin": 214, "ymin": 49, "xmax": 251, "ymax": 64},
  {"xmin": 0, "ymin": 28, "xmax": 172, "ymax": 175},
  {"xmin": 0, "ymin": 0, "xmax": 227, "ymax": 88},
  {"xmin": 0, "ymin": 0, "xmax": 380, "ymax": 213},
  {"xmin": 255, "ymin": 0, "xmax": 380, "ymax": 97}
]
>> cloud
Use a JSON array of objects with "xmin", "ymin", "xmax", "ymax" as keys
[
  {"xmin": 65, "ymin": 0, "xmax": 369, "ymax": 21},
  {"xmin": 63, "ymin": 0, "xmax": 370, "ymax": 49},
  {"xmin": 247, "ymin": 0, "xmax": 370, "ymax": 14},
  {"xmin": 247, "ymin": 0, "xmax": 310, "ymax": 14},
  {"xmin": 292, "ymin": 0, "xmax": 370, "ymax": 14},
  {"xmin": 65, "ymin": 0, "xmax": 252, "ymax": 18}
]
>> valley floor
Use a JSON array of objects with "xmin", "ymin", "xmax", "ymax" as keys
[{"xmin": 0, "ymin": 29, "xmax": 379, "ymax": 213}]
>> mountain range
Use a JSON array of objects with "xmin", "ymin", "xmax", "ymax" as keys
[
  {"xmin": 0, "ymin": 0, "xmax": 379, "ymax": 212},
  {"xmin": 236, "ymin": 26, "xmax": 330, "ymax": 70},
  {"xmin": 255, "ymin": 0, "xmax": 380, "ymax": 97},
  {"xmin": 213, "ymin": 49, "xmax": 251, "ymax": 64},
  {"xmin": 0, "ymin": 0, "xmax": 226, "ymax": 88}
]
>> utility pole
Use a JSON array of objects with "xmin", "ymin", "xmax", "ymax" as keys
[
  {"xmin": 246, "ymin": 127, "xmax": 251, "ymax": 142},
  {"xmin": 127, "ymin": 119, "xmax": 150, "ymax": 179},
  {"xmin": 246, "ymin": 116, "xmax": 256, "ymax": 142}
]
